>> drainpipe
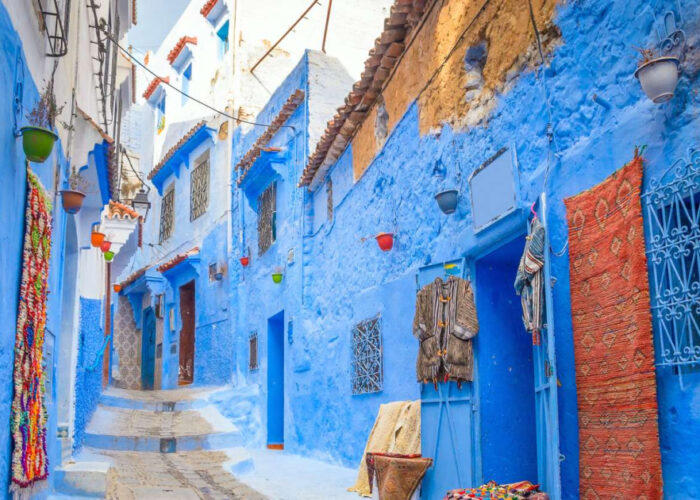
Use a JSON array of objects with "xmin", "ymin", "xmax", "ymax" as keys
[{"xmin": 102, "ymin": 261, "xmax": 111, "ymax": 388}]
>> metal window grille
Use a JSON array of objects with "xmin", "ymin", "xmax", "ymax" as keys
[
  {"xmin": 159, "ymin": 188, "xmax": 174, "ymax": 243},
  {"xmin": 352, "ymin": 314, "xmax": 383, "ymax": 395},
  {"xmin": 190, "ymin": 154, "xmax": 210, "ymax": 221},
  {"xmin": 37, "ymin": 0, "xmax": 71, "ymax": 57},
  {"xmin": 642, "ymin": 148, "xmax": 700, "ymax": 369},
  {"xmin": 249, "ymin": 332, "xmax": 258, "ymax": 371},
  {"xmin": 327, "ymin": 179, "xmax": 333, "ymax": 222},
  {"xmin": 258, "ymin": 182, "xmax": 276, "ymax": 255}
]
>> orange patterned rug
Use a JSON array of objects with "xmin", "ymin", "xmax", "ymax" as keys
[{"xmin": 564, "ymin": 156, "xmax": 662, "ymax": 499}]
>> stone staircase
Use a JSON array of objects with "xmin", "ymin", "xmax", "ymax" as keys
[{"xmin": 52, "ymin": 386, "xmax": 260, "ymax": 499}]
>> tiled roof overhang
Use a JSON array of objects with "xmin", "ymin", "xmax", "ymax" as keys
[
  {"xmin": 77, "ymin": 106, "xmax": 114, "ymax": 144},
  {"xmin": 298, "ymin": 0, "xmax": 430, "ymax": 188},
  {"xmin": 236, "ymin": 89, "xmax": 304, "ymax": 186},
  {"xmin": 167, "ymin": 36, "xmax": 197, "ymax": 65},
  {"xmin": 143, "ymin": 76, "xmax": 170, "ymax": 100},
  {"xmin": 156, "ymin": 247, "xmax": 200, "ymax": 273},
  {"xmin": 200, "ymin": 0, "xmax": 219, "ymax": 17},
  {"xmin": 119, "ymin": 266, "xmax": 148, "ymax": 288},
  {"xmin": 107, "ymin": 200, "xmax": 139, "ymax": 220},
  {"xmin": 148, "ymin": 120, "xmax": 215, "ymax": 194}
]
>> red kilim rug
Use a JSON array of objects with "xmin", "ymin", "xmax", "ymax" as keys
[{"xmin": 565, "ymin": 156, "xmax": 662, "ymax": 499}]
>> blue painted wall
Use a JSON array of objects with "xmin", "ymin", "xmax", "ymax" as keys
[
  {"xmin": 230, "ymin": 1, "xmax": 700, "ymax": 497},
  {"xmin": 73, "ymin": 298, "xmax": 104, "ymax": 452}
]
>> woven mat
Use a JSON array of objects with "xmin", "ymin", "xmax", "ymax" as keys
[{"xmin": 564, "ymin": 157, "xmax": 662, "ymax": 499}]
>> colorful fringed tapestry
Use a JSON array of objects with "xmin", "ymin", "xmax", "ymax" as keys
[
  {"xmin": 10, "ymin": 169, "xmax": 53, "ymax": 498},
  {"xmin": 565, "ymin": 156, "xmax": 662, "ymax": 499}
]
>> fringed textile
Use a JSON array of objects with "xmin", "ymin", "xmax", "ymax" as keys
[
  {"xmin": 565, "ymin": 157, "xmax": 662, "ymax": 499},
  {"xmin": 10, "ymin": 170, "xmax": 52, "ymax": 498},
  {"xmin": 515, "ymin": 217, "xmax": 545, "ymax": 345}
]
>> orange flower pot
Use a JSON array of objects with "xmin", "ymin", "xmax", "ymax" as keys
[
  {"xmin": 113, "ymin": 284, "xmax": 122, "ymax": 293},
  {"xmin": 91, "ymin": 231, "xmax": 105, "ymax": 248}
]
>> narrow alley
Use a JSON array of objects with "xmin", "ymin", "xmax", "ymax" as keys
[{"xmin": 0, "ymin": 0, "xmax": 699, "ymax": 499}]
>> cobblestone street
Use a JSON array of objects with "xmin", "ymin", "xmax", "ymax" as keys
[{"xmin": 103, "ymin": 450, "xmax": 266, "ymax": 500}]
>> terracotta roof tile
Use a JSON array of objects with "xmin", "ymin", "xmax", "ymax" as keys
[
  {"xmin": 147, "ymin": 120, "xmax": 207, "ymax": 180},
  {"xmin": 132, "ymin": 0, "xmax": 137, "ymax": 25},
  {"xmin": 200, "ymin": 0, "xmax": 218, "ymax": 17},
  {"xmin": 119, "ymin": 266, "xmax": 148, "ymax": 288},
  {"xmin": 76, "ymin": 106, "xmax": 114, "ymax": 144},
  {"xmin": 167, "ymin": 36, "xmax": 197, "ymax": 65},
  {"xmin": 157, "ymin": 247, "xmax": 199, "ymax": 273},
  {"xmin": 236, "ymin": 89, "xmax": 305, "ymax": 186},
  {"xmin": 143, "ymin": 76, "xmax": 169, "ymax": 100},
  {"xmin": 107, "ymin": 200, "xmax": 139, "ymax": 220},
  {"xmin": 298, "ymin": 0, "xmax": 429, "ymax": 188}
]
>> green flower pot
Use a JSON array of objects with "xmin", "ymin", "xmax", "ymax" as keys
[
  {"xmin": 104, "ymin": 250, "xmax": 115, "ymax": 262},
  {"xmin": 272, "ymin": 273, "xmax": 283, "ymax": 284},
  {"xmin": 20, "ymin": 126, "xmax": 58, "ymax": 163}
]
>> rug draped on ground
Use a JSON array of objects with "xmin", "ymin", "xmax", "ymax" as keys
[
  {"xmin": 349, "ymin": 400, "xmax": 420, "ymax": 497},
  {"xmin": 10, "ymin": 170, "xmax": 53, "ymax": 498},
  {"xmin": 564, "ymin": 157, "xmax": 662, "ymax": 499}
]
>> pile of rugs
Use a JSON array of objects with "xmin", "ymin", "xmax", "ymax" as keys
[{"xmin": 444, "ymin": 481, "xmax": 548, "ymax": 500}]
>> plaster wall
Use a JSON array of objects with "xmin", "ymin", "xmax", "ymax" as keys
[{"xmin": 232, "ymin": 0, "xmax": 700, "ymax": 497}]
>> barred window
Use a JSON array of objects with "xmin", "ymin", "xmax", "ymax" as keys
[
  {"xmin": 352, "ymin": 314, "xmax": 383, "ymax": 395},
  {"xmin": 190, "ymin": 152, "xmax": 210, "ymax": 221},
  {"xmin": 327, "ymin": 178, "xmax": 333, "ymax": 222},
  {"xmin": 258, "ymin": 182, "xmax": 276, "ymax": 255},
  {"xmin": 159, "ymin": 187, "xmax": 174, "ymax": 243},
  {"xmin": 249, "ymin": 332, "xmax": 258, "ymax": 371}
]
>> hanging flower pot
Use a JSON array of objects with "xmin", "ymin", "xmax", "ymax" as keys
[
  {"xmin": 113, "ymin": 284, "xmax": 122, "ymax": 293},
  {"xmin": 272, "ymin": 266, "xmax": 284, "ymax": 284},
  {"xmin": 240, "ymin": 256, "xmax": 250, "ymax": 267},
  {"xmin": 376, "ymin": 232, "xmax": 394, "ymax": 251},
  {"xmin": 634, "ymin": 55, "xmax": 680, "ymax": 104},
  {"xmin": 20, "ymin": 126, "xmax": 58, "ymax": 163},
  {"xmin": 91, "ymin": 231, "xmax": 105, "ymax": 248},
  {"xmin": 103, "ymin": 250, "xmax": 115, "ymax": 262},
  {"xmin": 100, "ymin": 240, "xmax": 112, "ymax": 253},
  {"xmin": 435, "ymin": 189, "xmax": 459, "ymax": 215},
  {"xmin": 59, "ymin": 190, "xmax": 86, "ymax": 214}
]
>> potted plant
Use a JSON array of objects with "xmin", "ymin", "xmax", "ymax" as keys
[
  {"xmin": 271, "ymin": 266, "xmax": 284, "ymax": 284},
  {"xmin": 91, "ymin": 229, "xmax": 105, "ymax": 248},
  {"xmin": 20, "ymin": 80, "xmax": 62, "ymax": 162},
  {"xmin": 435, "ymin": 189, "xmax": 459, "ymax": 214},
  {"xmin": 113, "ymin": 284, "xmax": 122, "ymax": 293},
  {"xmin": 375, "ymin": 232, "xmax": 394, "ymax": 251},
  {"xmin": 60, "ymin": 166, "xmax": 88, "ymax": 214},
  {"xmin": 634, "ymin": 47, "xmax": 680, "ymax": 103},
  {"xmin": 240, "ymin": 256, "xmax": 250, "ymax": 267},
  {"xmin": 100, "ymin": 240, "xmax": 112, "ymax": 253},
  {"xmin": 103, "ymin": 250, "xmax": 115, "ymax": 262}
]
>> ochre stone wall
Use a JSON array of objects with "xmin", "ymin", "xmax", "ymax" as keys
[{"xmin": 352, "ymin": 0, "xmax": 560, "ymax": 180}]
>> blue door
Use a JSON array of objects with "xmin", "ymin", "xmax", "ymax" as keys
[
  {"xmin": 418, "ymin": 260, "xmax": 476, "ymax": 499},
  {"xmin": 142, "ymin": 307, "xmax": 156, "ymax": 390},
  {"xmin": 267, "ymin": 311, "xmax": 284, "ymax": 447}
]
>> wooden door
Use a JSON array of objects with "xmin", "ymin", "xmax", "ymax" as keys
[{"xmin": 179, "ymin": 281, "xmax": 195, "ymax": 385}]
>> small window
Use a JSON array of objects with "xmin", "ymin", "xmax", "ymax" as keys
[
  {"xmin": 182, "ymin": 63, "xmax": 192, "ymax": 106},
  {"xmin": 216, "ymin": 20, "xmax": 230, "ymax": 60},
  {"xmin": 258, "ymin": 182, "xmax": 276, "ymax": 255},
  {"xmin": 326, "ymin": 178, "xmax": 333, "ymax": 222},
  {"xmin": 159, "ymin": 187, "xmax": 174, "ymax": 243},
  {"xmin": 249, "ymin": 332, "xmax": 258, "ymax": 371},
  {"xmin": 352, "ymin": 314, "xmax": 383, "ymax": 395},
  {"xmin": 208, "ymin": 263, "xmax": 217, "ymax": 282},
  {"xmin": 190, "ymin": 152, "xmax": 210, "ymax": 221},
  {"xmin": 156, "ymin": 94, "xmax": 166, "ymax": 135}
]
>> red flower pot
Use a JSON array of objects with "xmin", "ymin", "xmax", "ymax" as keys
[
  {"xmin": 91, "ymin": 231, "xmax": 105, "ymax": 248},
  {"xmin": 240, "ymin": 256, "xmax": 250, "ymax": 267},
  {"xmin": 113, "ymin": 284, "xmax": 122, "ymax": 293},
  {"xmin": 100, "ymin": 240, "xmax": 112, "ymax": 252},
  {"xmin": 375, "ymin": 232, "xmax": 394, "ymax": 251}
]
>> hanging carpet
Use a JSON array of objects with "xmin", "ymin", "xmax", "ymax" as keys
[
  {"xmin": 10, "ymin": 170, "xmax": 53, "ymax": 498},
  {"xmin": 564, "ymin": 156, "xmax": 662, "ymax": 499}
]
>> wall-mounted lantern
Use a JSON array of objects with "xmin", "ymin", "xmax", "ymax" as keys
[{"xmin": 130, "ymin": 188, "xmax": 151, "ymax": 221}]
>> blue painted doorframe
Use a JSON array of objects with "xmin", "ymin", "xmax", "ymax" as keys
[
  {"xmin": 142, "ymin": 307, "xmax": 156, "ymax": 390},
  {"xmin": 267, "ymin": 310, "xmax": 285, "ymax": 447}
]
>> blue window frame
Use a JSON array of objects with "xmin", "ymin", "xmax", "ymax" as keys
[
  {"xmin": 182, "ymin": 63, "xmax": 192, "ymax": 106},
  {"xmin": 156, "ymin": 94, "xmax": 166, "ymax": 134},
  {"xmin": 217, "ymin": 20, "xmax": 230, "ymax": 60}
]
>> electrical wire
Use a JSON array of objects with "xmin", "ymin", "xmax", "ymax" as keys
[{"xmin": 97, "ymin": 26, "xmax": 295, "ymax": 131}]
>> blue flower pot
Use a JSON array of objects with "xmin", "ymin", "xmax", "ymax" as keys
[{"xmin": 435, "ymin": 189, "xmax": 459, "ymax": 214}]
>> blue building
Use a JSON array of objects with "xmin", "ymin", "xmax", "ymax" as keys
[{"xmin": 229, "ymin": 1, "xmax": 700, "ymax": 499}]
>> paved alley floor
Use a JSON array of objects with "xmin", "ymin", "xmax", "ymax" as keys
[{"xmin": 102, "ymin": 450, "xmax": 267, "ymax": 499}]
